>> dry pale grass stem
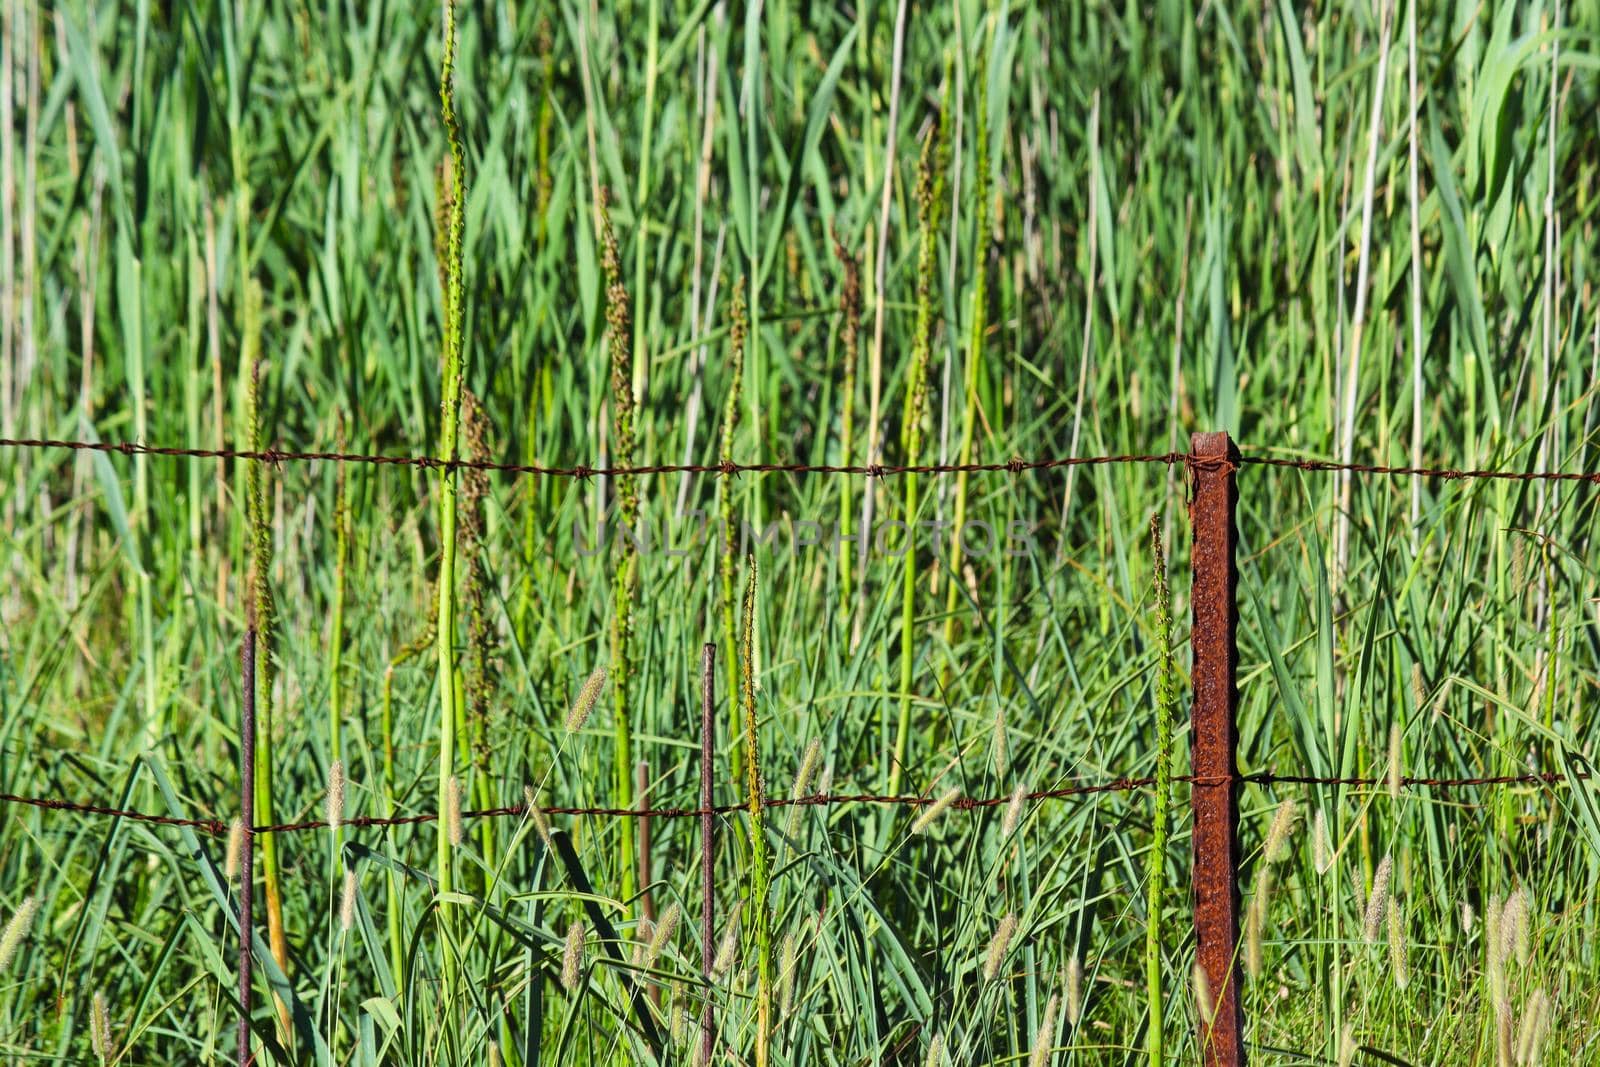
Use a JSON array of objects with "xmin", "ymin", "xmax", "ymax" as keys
[{"xmin": 446, "ymin": 774, "xmax": 464, "ymax": 847}]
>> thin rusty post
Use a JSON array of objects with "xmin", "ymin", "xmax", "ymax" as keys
[
  {"xmin": 1189, "ymin": 431, "xmax": 1246, "ymax": 1067},
  {"xmin": 699, "ymin": 643, "xmax": 717, "ymax": 1067},
  {"xmin": 239, "ymin": 629, "xmax": 256, "ymax": 1067}
]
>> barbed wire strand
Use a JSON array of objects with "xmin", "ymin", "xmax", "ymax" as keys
[
  {"xmin": 3, "ymin": 437, "xmax": 1598, "ymax": 484},
  {"xmin": 2, "ymin": 770, "xmax": 1579, "ymax": 838}
]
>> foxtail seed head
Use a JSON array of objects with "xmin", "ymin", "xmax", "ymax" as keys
[
  {"xmin": 712, "ymin": 902, "xmax": 742, "ymax": 978},
  {"xmin": 339, "ymin": 867, "xmax": 358, "ymax": 932},
  {"xmin": 983, "ymin": 912, "xmax": 1018, "ymax": 982},
  {"xmin": 1363, "ymin": 854, "xmax": 1392, "ymax": 942},
  {"xmin": 1002, "ymin": 782, "xmax": 1028, "ymax": 837},
  {"xmin": 780, "ymin": 930, "xmax": 798, "ymax": 1020},
  {"xmin": 1193, "ymin": 961, "xmax": 1213, "ymax": 1027},
  {"xmin": 1066, "ymin": 955, "xmax": 1083, "ymax": 1026},
  {"xmin": 647, "ymin": 902, "xmax": 681, "ymax": 967},
  {"xmin": 525, "ymin": 786, "xmax": 554, "ymax": 849},
  {"xmin": 1313, "ymin": 808, "xmax": 1332, "ymax": 875},
  {"xmin": 1388, "ymin": 900, "xmax": 1408, "ymax": 988},
  {"xmin": 567, "ymin": 667, "xmax": 607, "ymax": 733},
  {"xmin": 226, "ymin": 818, "xmax": 245, "ymax": 881},
  {"xmin": 327, "ymin": 758, "xmax": 346, "ymax": 830},
  {"xmin": 912, "ymin": 787, "xmax": 961, "ymax": 835},
  {"xmin": 562, "ymin": 920, "xmax": 585, "ymax": 990},
  {"xmin": 1029, "ymin": 992, "xmax": 1059, "ymax": 1067},
  {"xmin": 0, "ymin": 896, "xmax": 39, "ymax": 973},
  {"xmin": 1263, "ymin": 799, "xmax": 1297, "ymax": 864},
  {"xmin": 90, "ymin": 991, "xmax": 113, "ymax": 1064}
]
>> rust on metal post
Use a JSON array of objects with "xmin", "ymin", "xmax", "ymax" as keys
[
  {"xmin": 1189, "ymin": 432, "xmax": 1246, "ymax": 1067},
  {"xmin": 239, "ymin": 629, "xmax": 257, "ymax": 1067},
  {"xmin": 699, "ymin": 644, "xmax": 718, "ymax": 1067}
]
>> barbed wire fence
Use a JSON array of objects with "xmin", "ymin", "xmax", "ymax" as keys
[{"xmin": 1, "ymin": 431, "xmax": 1595, "ymax": 1067}]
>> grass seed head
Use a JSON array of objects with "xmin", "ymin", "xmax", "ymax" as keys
[
  {"xmin": 90, "ymin": 990, "xmax": 113, "ymax": 1064},
  {"xmin": 0, "ymin": 896, "xmax": 39, "ymax": 973},
  {"xmin": 647, "ymin": 902, "xmax": 681, "ymax": 967},
  {"xmin": 780, "ymin": 929, "xmax": 798, "ymax": 1020},
  {"xmin": 562, "ymin": 920, "xmax": 585, "ymax": 991},
  {"xmin": 226, "ymin": 818, "xmax": 245, "ymax": 880},
  {"xmin": 1193, "ymin": 961, "xmax": 1213, "ymax": 1027},
  {"xmin": 1029, "ymin": 992, "xmax": 1059, "ymax": 1067},
  {"xmin": 1245, "ymin": 892, "xmax": 1266, "ymax": 979},
  {"xmin": 1002, "ymin": 782, "xmax": 1028, "ymax": 837},
  {"xmin": 525, "ymin": 786, "xmax": 554, "ymax": 849},
  {"xmin": 567, "ymin": 666, "xmax": 607, "ymax": 733},
  {"xmin": 1501, "ymin": 886, "xmax": 1530, "ymax": 970},
  {"xmin": 1263, "ymin": 799, "xmax": 1298, "ymax": 864},
  {"xmin": 1337, "ymin": 1023, "xmax": 1357, "ymax": 1067},
  {"xmin": 1363, "ymin": 853, "xmax": 1393, "ymax": 942},
  {"xmin": 924, "ymin": 1031, "xmax": 944, "ymax": 1067},
  {"xmin": 339, "ymin": 866, "xmax": 358, "ymax": 932},
  {"xmin": 1388, "ymin": 899, "xmax": 1408, "ymax": 989},
  {"xmin": 1066, "ymin": 955, "xmax": 1083, "ymax": 1025},
  {"xmin": 912, "ymin": 787, "xmax": 962, "ymax": 835},
  {"xmin": 1313, "ymin": 808, "xmax": 1332, "ymax": 875},
  {"xmin": 1518, "ymin": 988, "xmax": 1550, "ymax": 1067},
  {"xmin": 793, "ymin": 738, "xmax": 822, "ymax": 800},
  {"xmin": 983, "ymin": 911, "xmax": 1018, "ymax": 982},
  {"xmin": 327, "ymin": 758, "xmax": 345, "ymax": 830},
  {"xmin": 713, "ymin": 901, "xmax": 742, "ymax": 978}
]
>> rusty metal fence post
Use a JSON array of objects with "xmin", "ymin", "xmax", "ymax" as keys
[{"xmin": 1189, "ymin": 432, "xmax": 1246, "ymax": 1066}]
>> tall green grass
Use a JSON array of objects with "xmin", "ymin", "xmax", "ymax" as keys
[{"xmin": 2, "ymin": 1, "xmax": 1598, "ymax": 1064}]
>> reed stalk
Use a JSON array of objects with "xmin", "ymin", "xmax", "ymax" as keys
[
  {"xmin": 1145, "ymin": 515, "xmax": 1177, "ymax": 1065},
  {"xmin": 740, "ymin": 556, "xmax": 772, "ymax": 1067},
  {"xmin": 599, "ymin": 187, "xmax": 639, "ymax": 902},
  {"xmin": 434, "ymin": 0, "xmax": 468, "ymax": 1009},
  {"xmin": 720, "ymin": 277, "xmax": 747, "ymax": 780},
  {"xmin": 242, "ymin": 278, "xmax": 290, "ymax": 1038},
  {"xmin": 832, "ymin": 238, "xmax": 860, "ymax": 617},
  {"xmin": 943, "ymin": 31, "xmax": 992, "ymax": 648},
  {"xmin": 891, "ymin": 61, "xmax": 952, "ymax": 797}
]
